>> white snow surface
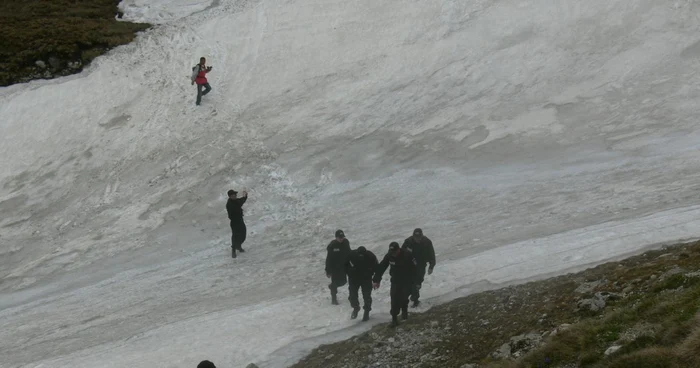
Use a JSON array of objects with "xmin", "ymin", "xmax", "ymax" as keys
[
  {"xmin": 2, "ymin": 0, "xmax": 700, "ymax": 367},
  {"xmin": 118, "ymin": 0, "xmax": 215, "ymax": 24}
]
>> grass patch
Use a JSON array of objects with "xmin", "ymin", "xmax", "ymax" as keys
[
  {"xmin": 608, "ymin": 347, "xmax": 679, "ymax": 368},
  {"xmin": 0, "ymin": 0, "xmax": 150, "ymax": 86}
]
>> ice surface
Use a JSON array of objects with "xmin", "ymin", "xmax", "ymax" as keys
[{"xmin": 2, "ymin": 0, "xmax": 700, "ymax": 367}]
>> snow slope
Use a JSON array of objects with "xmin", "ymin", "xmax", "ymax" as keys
[{"xmin": 2, "ymin": 0, "xmax": 700, "ymax": 367}]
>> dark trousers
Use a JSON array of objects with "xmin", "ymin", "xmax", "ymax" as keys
[
  {"xmin": 196, "ymin": 83, "xmax": 212, "ymax": 105},
  {"xmin": 348, "ymin": 279, "xmax": 373, "ymax": 311},
  {"xmin": 390, "ymin": 282, "xmax": 411, "ymax": 317},
  {"xmin": 230, "ymin": 220, "xmax": 246, "ymax": 250},
  {"xmin": 329, "ymin": 275, "xmax": 347, "ymax": 296},
  {"xmin": 410, "ymin": 264, "xmax": 427, "ymax": 302}
]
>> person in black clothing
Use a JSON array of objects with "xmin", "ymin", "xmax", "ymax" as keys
[
  {"xmin": 401, "ymin": 228, "xmax": 435, "ymax": 308},
  {"xmin": 345, "ymin": 246, "xmax": 378, "ymax": 321},
  {"xmin": 326, "ymin": 229, "xmax": 351, "ymax": 305},
  {"xmin": 226, "ymin": 189, "xmax": 248, "ymax": 258},
  {"xmin": 373, "ymin": 241, "xmax": 418, "ymax": 327}
]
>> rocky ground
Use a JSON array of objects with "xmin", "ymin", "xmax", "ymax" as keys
[{"xmin": 290, "ymin": 240, "xmax": 700, "ymax": 368}]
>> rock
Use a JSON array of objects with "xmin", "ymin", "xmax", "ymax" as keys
[
  {"xmin": 324, "ymin": 353, "xmax": 335, "ymax": 360},
  {"xmin": 551, "ymin": 323, "xmax": 572, "ymax": 336},
  {"xmin": 510, "ymin": 332, "xmax": 543, "ymax": 357},
  {"xmin": 595, "ymin": 291, "xmax": 621, "ymax": 301},
  {"xmin": 575, "ymin": 280, "xmax": 604, "ymax": 293},
  {"xmin": 491, "ymin": 332, "xmax": 544, "ymax": 359},
  {"xmin": 460, "ymin": 364, "xmax": 476, "ymax": 368},
  {"xmin": 605, "ymin": 345, "xmax": 622, "ymax": 355},
  {"xmin": 48, "ymin": 56, "xmax": 62, "ymax": 69},
  {"xmin": 35, "ymin": 60, "xmax": 46, "ymax": 68},
  {"xmin": 623, "ymin": 286, "xmax": 633, "ymax": 293},
  {"xmin": 578, "ymin": 297, "xmax": 606, "ymax": 312},
  {"xmin": 491, "ymin": 342, "xmax": 511, "ymax": 359},
  {"xmin": 685, "ymin": 271, "xmax": 700, "ymax": 278},
  {"xmin": 619, "ymin": 322, "xmax": 657, "ymax": 342},
  {"xmin": 68, "ymin": 61, "xmax": 82, "ymax": 69},
  {"xmin": 661, "ymin": 266, "xmax": 684, "ymax": 280}
]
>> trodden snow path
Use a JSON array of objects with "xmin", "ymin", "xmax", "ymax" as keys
[{"xmin": 2, "ymin": 0, "xmax": 700, "ymax": 367}]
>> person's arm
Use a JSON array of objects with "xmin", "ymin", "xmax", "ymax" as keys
[
  {"xmin": 191, "ymin": 65, "xmax": 199, "ymax": 84},
  {"xmin": 325, "ymin": 242, "xmax": 332, "ymax": 277},
  {"xmin": 370, "ymin": 252, "xmax": 379, "ymax": 274},
  {"xmin": 427, "ymin": 238, "xmax": 436, "ymax": 273},
  {"xmin": 344, "ymin": 252, "xmax": 354, "ymax": 277},
  {"xmin": 225, "ymin": 200, "xmax": 233, "ymax": 219},
  {"xmin": 343, "ymin": 240, "xmax": 351, "ymax": 257},
  {"xmin": 372, "ymin": 254, "xmax": 390, "ymax": 287},
  {"xmin": 409, "ymin": 255, "xmax": 419, "ymax": 283},
  {"xmin": 401, "ymin": 238, "xmax": 413, "ymax": 254}
]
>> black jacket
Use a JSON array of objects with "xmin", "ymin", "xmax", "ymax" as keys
[
  {"xmin": 402, "ymin": 235, "xmax": 435, "ymax": 268},
  {"xmin": 326, "ymin": 239, "xmax": 351, "ymax": 277},
  {"xmin": 345, "ymin": 249, "xmax": 378, "ymax": 282},
  {"xmin": 373, "ymin": 249, "xmax": 417, "ymax": 285},
  {"xmin": 226, "ymin": 196, "xmax": 247, "ymax": 222}
]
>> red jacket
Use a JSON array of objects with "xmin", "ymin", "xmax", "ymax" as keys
[{"xmin": 191, "ymin": 64, "xmax": 209, "ymax": 85}]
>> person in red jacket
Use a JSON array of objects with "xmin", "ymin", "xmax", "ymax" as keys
[{"xmin": 191, "ymin": 57, "xmax": 212, "ymax": 106}]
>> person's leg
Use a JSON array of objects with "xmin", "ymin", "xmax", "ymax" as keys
[
  {"xmin": 348, "ymin": 280, "xmax": 361, "ymax": 318},
  {"xmin": 348, "ymin": 280, "xmax": 360, "ymax": 309},
  {"xmin": 411, "ymin": 265, "xmax": 426, "ymax": 307},
  {"xmin": 196, "ymin": 84, "xmax": 203, "ymax": 105},
  {"xmin": 202, "ymin": 82, "xmax": 212, "ymax": 96},
  {"xmin": 361, "ymin": 280, "xmax": 372, "ymax": 321},
  {"xmin": 401, "ymin": 283, "xmax": 410, "ymax": 320},
  {"xmin": 329, "ymin": 282, "xmax": 338, "ymax": 305},
  {"xmin": 237, "ymin": 222, "xmax": 247, "ymax": 251},
  {"xmin": 361, "ymin": 280, "xmax": 373, "ymax": 311},
  {"xmin": 229, "ymin": 221, "xmax": 237, "ymax": 258},
  {"xmin": 389, "ymin": 283, "xmax": 400, "ymax": 326}
]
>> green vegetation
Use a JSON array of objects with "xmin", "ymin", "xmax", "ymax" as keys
[{"xmin": 0, "ymin": 0, "xmax": 149, "ymax": 86}]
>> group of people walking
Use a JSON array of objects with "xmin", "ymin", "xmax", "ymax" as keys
[
  {"xmin": 325, "ymin": 228, "xmax": 436, "ymax": 327},
  {"xmin": 224, "ymin": 188, "xmax": 437, "ymax": 327}
]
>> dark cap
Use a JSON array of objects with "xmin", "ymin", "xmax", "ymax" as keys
[
  {"xmin": 389, "ymin": 242, "xmax": 400, "ymax": 251},
  {"xmin": 335, "ymin": 229, "xmax": 345, "ymax": 238},
  {"xmin": 413, "ymin": 228, "xmax": 423, "ymax": 236},
  {"xmin": 227, "ymin": 189, "xmax": 238, "ymax": 196},
  {"xmin": 198, "ymin": 361, "xmax": 216, "ymax": 368},
  {"xmin": 357, "ymin": 246, "xmax": 366, "ymax": 253}
]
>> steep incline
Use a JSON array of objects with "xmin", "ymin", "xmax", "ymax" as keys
[{"xmin": 2, "ymin": 0, "xmax": 700, "ymax": 367}]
